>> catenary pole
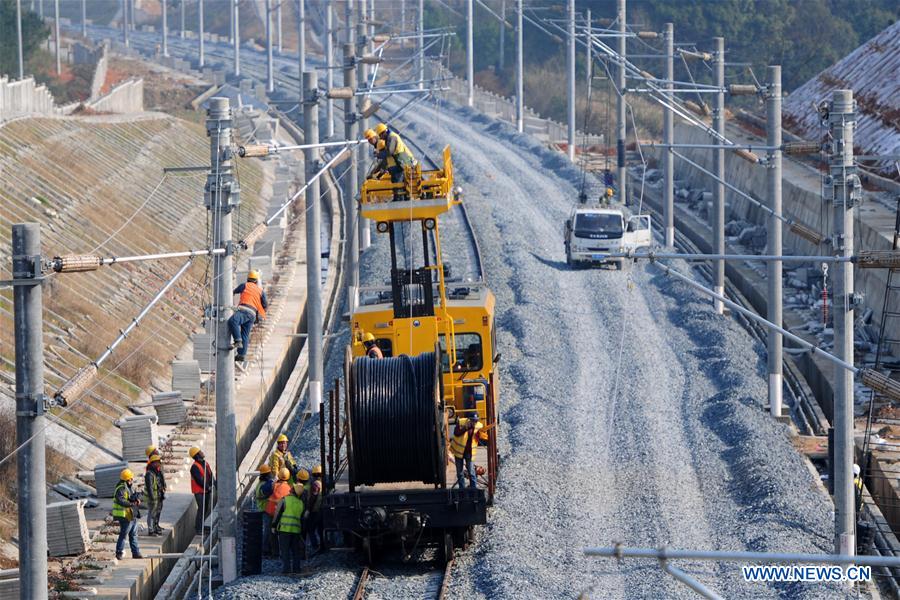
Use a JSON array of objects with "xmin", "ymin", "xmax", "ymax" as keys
[
  {"xmin": 417, "ymin": 0, "xmax": 424, "ymax": 90},
  {"xmin": 663, "ymin": 22, "xmax": 674, "ymax": 247},
  {"xmin": 766, "ymin": 65, "xmax": 783, "ymax": 418},
  {"xmin": 343, "ymin": 42, "xmax": 360, "ymax": 312},
  {"xmin": 276, "ymin": 0, "xmax": 282, "ymax": 53},
  {"xmin": 266, "ymin": 0, "xmax": 274, "ymax": 92},
  {"xmin": 298, "ymin": 0, "xmax": 305, "ymax": 74},
  {"xmin": 122, "ymin": 0, "xmax": 129, "ymax": 47},
  {"xmin": 515, "ymin": 0, "xmax": 522, "ymax": 132},
  {"xmin": 233, "ymin": 0, "xmax": 240, "ymax": 76},
  {"xmin": 54, "ymin": 0, "xmax": 59, "ymax": 75},
  {"xmin": 616, "ymin": 0, "xmax": 626, "ymax": 204},
  {"xmin": 207, "ymin": 97, "xmax": 238, "ymax": 583},
  {"xmin": 303, "ymin": 71, "xmax": 323, "ymax": 414},
  {"xmin": 161, "ymin": 0, "xmax": 168, "ymax": 57},
  {"xmin": 199, "ymin": 0, "xmax": 205, "ymax": 67},
  {"xmin": 13, "ymin": 223, "xmax": 48, "ymax": 600},
  {"xmin": 498, "ymin": 0, "xmax": 505, "ymax": 70},
  {"xmin": 566, "ymin": 0, "xmax": 575, "ymax": 162},
  {"xmin": 325, "ymin": 2, "xmax": 335, "ymax": 136},
  {"xmin": 356, "ymin": 20, "xmax": 371, "ymax": 251},
  {"xmin": 831, "ymin": 88, "xmax": 858, "ymax": 557},
  {"xmin": 466, "ymin": 0, "xmax": 473, "ymax": 106},
  {"xmin": 16, "ymin": 0, "xmax": 24, "ymax": 79},
  {"xmin": 585, "ymin": 8, "xmax": 591, "ymax": 89},
  {"xmin": 180, "ymin": 0, "xmax": 185, "ymax": 39},
  {"xmin": 713, "ymin": 36, "xmax": 725, "ymax": 314},
  {"xmin": 81, "ymin": 0, "xmax": 86, "ymax": 37}
]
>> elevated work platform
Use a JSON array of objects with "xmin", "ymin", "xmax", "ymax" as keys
[{"xmin": 360, "ymin": 146, "xmax": 455, "ymax": 222}]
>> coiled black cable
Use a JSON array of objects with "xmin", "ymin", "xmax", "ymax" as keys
[{"xmin": 348, "ymin": 351, "xmax": 446, "ymax": 486}]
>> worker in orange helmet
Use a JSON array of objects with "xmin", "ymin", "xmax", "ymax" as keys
[{"xmin": 228, "ymin": 270, "xmax": 268, "ymax": 363}]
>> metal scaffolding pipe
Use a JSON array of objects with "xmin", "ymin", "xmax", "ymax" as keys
[
  {"xmin": 663, "ymin": 22, "xmax": 674, "ymax": 247},
  {"xmin": 233, "ymin": 0, "xmax": 239, "ymax": 76},
  {"xmin": 713, "ymin": 36, "xmax": 725, "ymax": 315},
  {"xmin": 515, "ymin": 0, "xmax": 523, "ymax": 132},
  {"xmin": 303, "ymin": 70, "xmax": 323, "ymax": 413}
]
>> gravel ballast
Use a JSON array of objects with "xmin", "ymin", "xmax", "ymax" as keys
[{"xmin": 217, "ymin": 78, "xmax": 854, "ymax": 600}]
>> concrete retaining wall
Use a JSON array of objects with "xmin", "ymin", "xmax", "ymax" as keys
[
  {"xmin": 669, "ymin": 122, "xmax": 898, "ymax": 355},
  {"xmin": 86, "ymin": 78, "xmax": 144, "ymax": 113},
  {"xmin": 89, "ymin": 47, "xmax": 109, "ymax": 101},
  {"xmin": 0, "ymin": 76, "xmax": 59, "ymax": 121}
]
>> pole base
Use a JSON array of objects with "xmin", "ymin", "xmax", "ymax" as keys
[
  {"xmin": 769, "ymin": 373, "xmax": 783, "ymax": 418},
  {"xmin": 713, "ymin": 286, "xmax": 725, "ymax": 315},
  {"xmin": 665, "ymin": 226, "xmax": 675, "ymax": 248}
]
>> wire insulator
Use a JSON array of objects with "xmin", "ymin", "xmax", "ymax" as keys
[
  {"xmin": 241, "ymin": 223, "xmax": 268, "ymax": 249},
  {"xmin": 348, "ymin": 351, "xmax": 446, "ymax": 487},
  {"xmin": 54, "ymin": 364, "xmax": 99, "ymax": 406},
  {"xmin": 683, "ymin": 100, "xmax": 704, "ymax": 116},
  {"xmin": 372, "ymin": 34, "xmax": 391, "ymax": 43},
  {"xmin": 239, "ymin": 145, "xmax": 270, "ymax": 158},
  {"xmin": 327, "ymin": 87, "xmax": 354, "ymax": 100},
  {"xmin": 860, "ymin": 369, "xmax": 900, "ymax": 403},
  {"xmin": 728, "ymin": 84, "xmax": 759, "ymax": 96},
  {"xmin": 733, "ymin": 148, "xmax": 760, "ymax": 163},
  {"xmin": 855, "ymin": 251, "xmax": 900, "ymax": 269},
  {"xmin": 789, "ymin": 222, "xmax": 825, "ymax": 245},
  {"xmin": 783, "ymin": 141, "xmax": 821, "ymax": 155},
  {"xmin": 637, "ymin": 31, "xmax": 659, "ymax": 39},
  {"xmin": 639, "ymin": 70, "xmax": 655, "ymax": 81},
  {"xmin": 358, "ymin": 55, "xmax": 383, "ymax": 65},
  {"xmin": 54, "ymin": 254, "xmax": 101, "ymax": 273}
]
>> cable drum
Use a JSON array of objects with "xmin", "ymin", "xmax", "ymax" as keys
[{"xmin": 348, "ymin": 351, "xmax": 446, "ymax": 487}]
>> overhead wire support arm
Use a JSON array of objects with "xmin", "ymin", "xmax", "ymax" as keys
[
  {"xmin": 50, "ymin": 248, "xmax": 227, "ymax": 273},
  {"xmin": 53, "ymin": 258, "xmax": 195, "ymax": 406}
]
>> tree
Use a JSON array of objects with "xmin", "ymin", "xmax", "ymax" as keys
[{"xmin": 0, "ymin": 0, "xmax": 49, "ymax": 79}]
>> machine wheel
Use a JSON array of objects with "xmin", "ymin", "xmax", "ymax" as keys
[
  {"xmin": 565, "ymin": 246, "xmax": 573, "ymax": 267},
  {"xmin": 615, "ymin": 260, "xmax": 623, "ymax": 271},
  {"xmin": 440, "ymin": 530, "xmax": 454, "ymax": 565},
  {"xmin": 466, "ymin": 526, "xmax": 476, "ymax": 545},
  {"xmin": 452, "ymin": 526, "xmax": 467, "ymax": 549}
]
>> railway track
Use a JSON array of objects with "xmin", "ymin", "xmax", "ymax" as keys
[{"xmin": 351, "ymin": 559, "xmax": 453, "ymax": 600}]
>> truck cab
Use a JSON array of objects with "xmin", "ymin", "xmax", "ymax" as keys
[{"xmin": 564, "ymin": 207, "xmax": 652, "ymax": 268}]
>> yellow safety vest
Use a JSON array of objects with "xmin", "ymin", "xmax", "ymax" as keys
[
  {"xmin": 387, "ymin": 131, "xmax": 415, "ymax": 167},
  {"xmin": 112, "ymin": 481, "xmax": 134, "ymax": 520},
  {"xmin": 277, "ymin": 495, "xmax": 304, "ymax": 534},
  {"xmin": 450, "ymin": 418, "xmax": 484, "ymax": 460}
]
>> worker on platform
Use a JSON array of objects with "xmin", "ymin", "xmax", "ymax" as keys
[
  {"xmin": 362, "ymin": 332, "xmax": 383, "ymax": 359},
  {"xmin": 304, "ymin": 478, "xmax": 324, "ymax": 553},
  {"xmin": 450, "ymin": 413, "xmax": 487, "ymax": 490},
  {"xmin": 363, "ymin": 128, "xmax": 378, "ymax": 150},
  {"xmin": 266, "ymin": 468, "xmax": 293, "ymax": 558},
  {"xmin": 144, "ymin": 453, "xmax": 166, "ymax": 536},
  {"xmin": 228, "ymin": 270, "xmax": 268, "ymax": 363},
  {"xmin": 189, "ymin": 447, "xmax": 216, "ymax": 535},
  {"xmin": 272, "ymin": 483, "xmax": 306, "ymax": 574},
  {"xmin": 366, "ymin": 139, "xmax": 397, "ymax": 181},
  {"xmin": 112, "ymin": 469, "xmax": 143, "ymax": 560},
  {"xmin": 375, "ymin": 123, "xmax": 417, "ymax": 183},
  {"xmin": 270, "ymin": 433, "xmax": 299, "ymax": 483},
  {"xmin": 255, "ymin": 464, "xmax": 275, "ymax": 556}
]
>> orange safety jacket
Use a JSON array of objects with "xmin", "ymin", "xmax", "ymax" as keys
[
  {"xmin": 190, "ymin": 460, "xmax": 214, "ymax": 495},
  {"xmin": 266, "ymin": 481, "xmax": 291, "ymax": 516},
  {"xmin": 237, "ymin": 281, "xmax": 267, "ymax": 319}
]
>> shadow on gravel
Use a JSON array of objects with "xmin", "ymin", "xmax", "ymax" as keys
[{"xmin": 528, "ymin": 251, "xmax": 569, "ymax": 271}]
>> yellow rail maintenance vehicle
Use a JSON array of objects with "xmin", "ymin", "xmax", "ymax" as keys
[{"xmin": 321, "ymin": 147, "xmax": 500, "ymax": 564}]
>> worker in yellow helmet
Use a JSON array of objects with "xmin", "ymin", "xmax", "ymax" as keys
[
  {"xmin": 363, "ymin": 128, "xmax": 378, "ymax": 149},
  {"xmin": 189, "ymin": 447, "xmax": 215, "ymax": 535},
  {"xmin": 450, "ymin": 413, "xmax": 488, "ymax": 489},
  {"xmin": 366, "ymin": 139, "xmax": 397, "ymax": 181},
  {"xmin": 360, "ymin": 331, "xmax": 384, "ymax": 359},
  {"xmin": 145, "ymin": 445, "xmax": 157, "ymax": 462},
  {"xmin": 272, "ymin": 483, "xmax": 306, "ymax": 573},
  {"xmin": 374, "ymin": 122, "xmax": 417, "ymax": 184},
  {"xmin": 144, "ymin": 453, "xmax": 166, "ymax": 536},
  {"xmin": 269, "ymin": 433, "xmax": 299, "ymax": 484},
  {"xmin": 255, "ymin": 464, "xmax": 276, "ymax": 556},
  {"xmin": 228, "ymin": 270, "xmax": 268, "ymax": 363},
  {"xmin": 112, "ymin": 469, "xmax": 143, "ymax": 560}
]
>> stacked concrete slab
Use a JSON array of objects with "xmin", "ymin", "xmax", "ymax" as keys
[
  {"xmin": 118, "ymin": 415, "xmax": 159, "ymax": 462},
  {"xmin": 0, "ymin": 76, "xmax": 60, "ymax": 121},
  {"xmin": 171, "ymin": 360, "xmax": 201, "ymax": 399},
  {"xmin": 87, "ymin": 78, "xmax": 144, "ymax": 113},
  {"xmin": 47, "ymin": 500, "xmax": 91, "ymax": 556},
  {"xmin": 94, "ymin": 462, "xmax": 129, "ymax": 497},
  {"xmin": 152, "ymin": 391, "xmax": 188, "ymax": 425}
]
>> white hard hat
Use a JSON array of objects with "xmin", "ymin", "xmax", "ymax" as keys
[{"xmin": 853, "ymin": 464, "xmax": 861, "ymax": 476}]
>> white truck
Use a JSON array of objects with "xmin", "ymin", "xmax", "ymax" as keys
[{"xmin": 563, "ymin": 206, "xmax": 652, "ymax": 269}]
